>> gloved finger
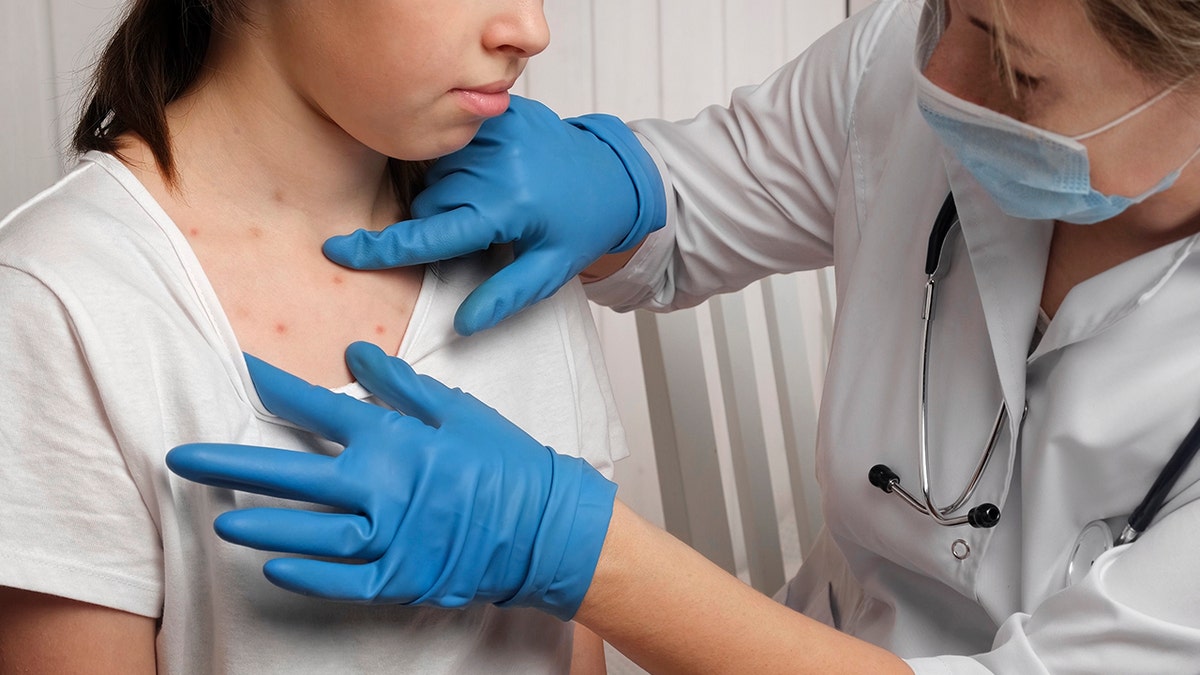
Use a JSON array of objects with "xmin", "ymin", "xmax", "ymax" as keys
[
  {"xmin": 407, "ymin": 168, "xmax": 495, "ymax": 220},
  {"xmin": 322, "ymin": 206, "xmax": 504, "ymax": 271},
  {"xmin": 453, "ymin": 249, "xmax": 576, "ymax": 336},
  {"xmin": 245, "ymin": 353, "xmax": 383, "ymax": 447},
  {"xmin": 344, "ymin": 342, "xmax": 459, "ymax": 428},
  {"xmin": 263, "ymin": 556, "xmax": 420, "ymax": 604},
  {"xmin": 214, "ymin": 508, "xmax": 388, "ymax": 560},
  {"xmin": 166, "ymin": 443, "xmax": 343, "ymax": 504},
  {"xmin": 421, "ymin": 141, "xmax": 505, "ymax": 186}
]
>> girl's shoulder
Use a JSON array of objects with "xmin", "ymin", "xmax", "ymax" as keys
[{"xmin": 0, "ymin": 152, "xmax": 193, "ymax": 299}]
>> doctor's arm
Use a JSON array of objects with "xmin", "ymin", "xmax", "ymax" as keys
[
  {"xmin": 166, "ymin": 345, "xmax": 912, "ymax": 674},
  {"xmin": 580, "ymin": 502, "xmax": 909, "ymax": 674}
]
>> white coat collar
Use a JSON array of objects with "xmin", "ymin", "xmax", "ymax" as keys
[
  {"xmin": 944, "ymin": 150, "xmax": 1200, "ymax": 399},
  {"xmin": 1031, "ymin": 233, "xmax": 1200, "ymax": 360}
]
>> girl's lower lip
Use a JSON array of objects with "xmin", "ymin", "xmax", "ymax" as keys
[{"xmin": 454, "ymin": 89, "xmax": 511, "ymax": 117}]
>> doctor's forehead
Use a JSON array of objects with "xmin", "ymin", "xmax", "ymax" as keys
[
  {"xmin": 946, "ymin": 0, "xmax": 1081, "ymax": 48},
  {"xmin": 951, "ymin": 0, "xmax": 1200, "ymax": 87}
]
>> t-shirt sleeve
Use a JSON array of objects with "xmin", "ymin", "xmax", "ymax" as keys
[
  {"xmin": 0, "ymin": 264, "xmax": 164, "ymax": 618},
  {"xmin": 562, "ymin": 280, "xmax": 629, "ymax": 480}
]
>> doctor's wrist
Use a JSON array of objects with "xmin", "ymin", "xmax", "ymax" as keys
[{"xmin": 565, "ymin": 113, "xmax": 668, "ymax": 253}]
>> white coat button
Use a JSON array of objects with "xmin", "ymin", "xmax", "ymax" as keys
[{"xmin": 951, "ymin": 539, "xmax": 971, "ymax": 560}]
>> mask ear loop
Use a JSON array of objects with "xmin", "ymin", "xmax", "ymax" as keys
[
  {"xmin": 1073, "ymin": 81, "xmax": 1185, "ymax": 141},
  {"xmin": 1075, "ymin": 79, "xmax": 1200, "ymax": 185},
  {"xmin": 1174, "ymin": 141, "xmax": 1200, "ymax": 177}
]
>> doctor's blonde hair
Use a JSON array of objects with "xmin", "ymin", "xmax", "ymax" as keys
[{"xmin": 990, "ymin": 0, "xmax": 1200, "ymax": 89}]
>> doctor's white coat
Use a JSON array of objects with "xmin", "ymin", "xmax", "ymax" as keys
[{"xmin": 588, "ymin": 1, "xmax": 1200, "ymax": 672}]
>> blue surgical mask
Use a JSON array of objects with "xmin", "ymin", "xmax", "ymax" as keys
[{"xmin": 913, "ymin": 4, "xmax": 1198, "ymax": 225}]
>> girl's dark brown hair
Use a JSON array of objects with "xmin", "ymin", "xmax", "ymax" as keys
[{"xmin": 73, "ymin": 0, "xmax": 427, "ymax": 206}]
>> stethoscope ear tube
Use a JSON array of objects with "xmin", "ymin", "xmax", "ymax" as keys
[
  {"xmin": 867, "ymin": 192, "xmax": 1005, "ymax": 530},
  {"xmin": 924, "ymin": 193, "xmax": 959, "ymax": 275},
  {"xmin": 868, "ymin": 463, "xmax": 1001, "ymax": 529}
]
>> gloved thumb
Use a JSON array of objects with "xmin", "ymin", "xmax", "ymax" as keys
[{"xmin": 453, "ymin": 250, "xmax": 575, "ymax": 336}]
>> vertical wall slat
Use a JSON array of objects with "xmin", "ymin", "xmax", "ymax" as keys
[
  {"xmin": 762, "ymin": 274, "xmax": 827, "ymax": 556},
  {"xmin": 2, "ymin": 0, "xmax": 61, "ymax": 216},
  {"xmin": 710, "ymin": 294, "xmax": 787, "ymax": 592},
  {"xmin": 636, "ymin": 310, "xmax": 738, "ymax": 574},
  {"xmin": 46, "ymin": 0, "xmax": 123, "ymax": 170},
  {"xmin": 658, "ymin": 0, "xmax": 725, "ymax": 118},
  {"xmin": 523, "ymin": 0, "xmax": 595, "ymax": 116},
  {"xmin": 591, "ymin": 0, "xmax": 662, "ymax": 120},
  {"xmin": 724, "ymin": 0, "xmax": 787, "ymax": 91},
  {"xmin": 785, "ymin": 0, "xmax": 850, "ymax": 59}
]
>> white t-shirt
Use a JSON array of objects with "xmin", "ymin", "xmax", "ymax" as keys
[{"xmin": 0, "ymin": 151, "xmax": 628, "ymax": 674}]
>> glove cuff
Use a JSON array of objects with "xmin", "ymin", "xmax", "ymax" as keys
[
  {"xmin": 566, "ymin": 114, "xmax": 667, "ymax": 254},
  {"xmin": 499, "ymin": 449, "xmax": 617, "ymax": 621}
]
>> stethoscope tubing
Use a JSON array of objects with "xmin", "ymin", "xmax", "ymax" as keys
[
  {"xmin": 870, "ymin": 193, "xmax": 1002, "ymax": 529},
  {"xmin": 1117, "ymin": 413, "xmax": 1200, "ymax": 545},
  {"xmin": 870, "ymin": 191, "xmax": 1200, "ymax": 541}
]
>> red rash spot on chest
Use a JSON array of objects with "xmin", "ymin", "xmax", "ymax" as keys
[
  {"xmin": 189, "ymin": 228, "xmax": 200, "ymax": 237},
  {"xmin": 274, "ymin": 323, "xmax": 288, "ymax": 335},
  {"xmin": 375, "ymin": 325, "xmax": 387, "ymax": 335},
  {"xmin": 332, "ymin": 276, "xmax": 345, "ymax": 285}
]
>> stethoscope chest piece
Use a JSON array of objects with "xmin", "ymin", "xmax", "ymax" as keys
[{"xmin": 1064, "ymin": 519, "xmax": 1113, "ymax": 588}]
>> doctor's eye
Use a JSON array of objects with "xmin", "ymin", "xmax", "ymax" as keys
[{"xmin": 990, "ymin": 44, "xmax": 1041, "ymax": 96}]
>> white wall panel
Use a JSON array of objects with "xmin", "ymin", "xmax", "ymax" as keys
[
  {"xmin": 2, "ymin": 1, "xmax": 60, "ymax": 216},
  {"xmin": 2, "ymin": 0, "xmax": 123, "ymax": 216},
  {"xmin": 724, "ymin": 0, "xmax": 788, "ymax": 91},
  {"xmin": 47, "ymin": 0, "xmax": 124, "ymax": 162},
  {"xmin": 592, "ymin": 0, "xmax": 661, "ymax": 120},
  {"xmin": 788, "ymin": 0, "xmax": 853, "ymax": 56},
  {"xmin": 659, "ymin": 0, "xmax": 726, "ymax": 118},
  {"xmin": 524, "ymin": 0, "xmax": 595, "ymax": 116}
]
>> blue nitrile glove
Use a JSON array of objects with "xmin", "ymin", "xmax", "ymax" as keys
[
  {"xmin": 322, "ymin": 95, "xmax": 668, "ymax": 336},
  {"xmin": 166, "ymin": 342, "xmax": 617, "ymax": 620}
]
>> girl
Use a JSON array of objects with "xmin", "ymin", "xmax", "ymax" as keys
[{"xmin": 0, "ymin": 1, "xmax": 621, "ymax": 672}]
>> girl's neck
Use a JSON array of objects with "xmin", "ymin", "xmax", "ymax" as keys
[
  {"xmin": 142, "ymin": 27, "xmax": 403, "ymax": 242},
  {"xmin": 110, "ymin": 28, "xmax": 424, "ymax": 390}
]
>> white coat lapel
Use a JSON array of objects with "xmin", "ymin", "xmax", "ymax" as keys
[{"xmin": 944, "ymin": 156, "xmax": 1052, "ymax": 429}]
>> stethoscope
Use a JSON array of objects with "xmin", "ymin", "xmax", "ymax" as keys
[{"xmin": 867, "ymin": 192, "xmax": 1200, "ymax": 586}]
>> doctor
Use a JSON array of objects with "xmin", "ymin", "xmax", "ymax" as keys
[{"xmin": 168, "ymin": 0, "xmax": 1200, "ymax": 672}]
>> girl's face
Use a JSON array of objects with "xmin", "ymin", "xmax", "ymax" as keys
[
  {"xmin": 922, "ymin": 0, "xmax": 1200, "ymax": 200},
  {"xmin": 258, "ymin": 0, "xmax": 549, "ymax": 161}
]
